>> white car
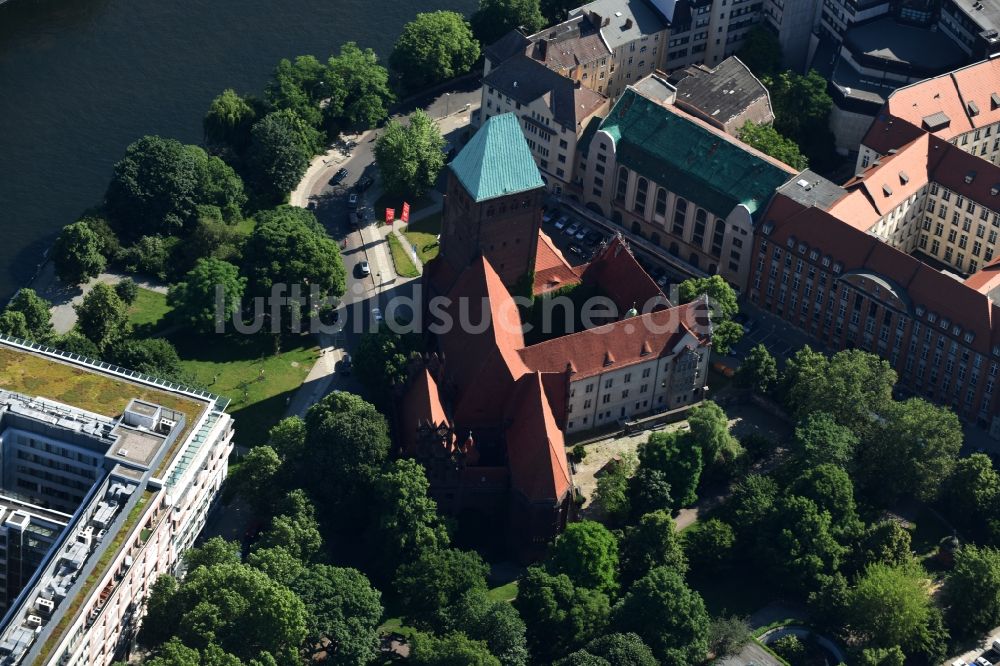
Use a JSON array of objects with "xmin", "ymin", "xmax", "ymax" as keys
[
  {"xmin": 554, "ymin": 215, "xmax": 568, "ymax": 230},
  {"xmin": 359, "ymin": 260, "xmax": 370, "ymax": 276},
  {"xmin": 976, "ymin": 657, "xmax": 994, "ymax": 666},
  {"xmin": 371, "ymin": 307, "xmax": 383, "ymax": 322}
]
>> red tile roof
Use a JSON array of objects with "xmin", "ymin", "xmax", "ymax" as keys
[
  {"xmin": 399, "ymin": 369, "xmax": 450, "ymax": 455},
  {"xmin": 763, "ymin": 193, "xmax": 1000, "ymax": 354},
  {"xmin": 504, "ymin": 372, "xmax": 572, "ymax": 503},
  {"xmin": 534, "ymin": 230, "xmax": 582, "ymax": 295},
  {"xmin": 581, "ymin": 236, "xmax": 670, "ymax": 313},
  {"xmin": 965, "ymin": 256, "xmax": 1000, "ymax": 293},
  {"xmin": 518, "ymin": 301, "xmax": 710, "ymax": 380}
]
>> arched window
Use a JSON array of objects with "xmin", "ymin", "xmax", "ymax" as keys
[
  {"xmin": 672, "ymin": 198, "xmax": 687, "ymax": 236},
  {"xmin": 669, "ymin": 242, "xmax": 680, "ymax": 256},
  {"xmin": 693, "ymin": 209, "xmax": 707, "ymax": 246},
  {"xmin": 615, "ymin": 167, "xmax": 629, "ymax": 202},
  {"xmin": 612, "ymin": 211, "xmax": 623, "ymax": 226},
  {"xmin": 631, "ymin": 221, "xmax": 642, "ymax": 235},
  {"xmin": 634, "ymin": 177, "xmax": 649, "ymax": 215},
  {"xmin": 655, "ymin": 188, "xmax": 667, "ymax": 217},
  {"xmin": 711, "ymin": 219, "xmax": 726, "ymax": 257},
  {"xmin": 651, "ymin": 232, "xmax": 661, "ymax": 246},
  {"xmin": 708, "ymin": 263, "xmax": 717, "ymax": 274},
  {"xmin": 689, "ymin": 253, "xmax": 700, "ymax": 268}
]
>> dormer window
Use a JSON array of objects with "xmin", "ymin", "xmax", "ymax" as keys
[
  {"xmin": 832, "ymin": 262, "xmax": 843, "ymax": 274},
  {"xmin": 797, "ymin": 243, "xmax": 807, "ymax": 254},
  {"xmin": 786, "ymin": 236, "xmax": 796, "ymax": 248},
  {"xmin": 966, "ymin": 171, "xmax": 978, "ymax": 184},
  {"xmin": 928, "ymin": 312, "xmax": 938, "ymax": 323},
  {"xmin": 916, "ymin": 305, "xmax": 926, "ymax": 316},
  {"xmin": 761, "ymin": 221, "xmax": 774, "ymax": 235},
  {"xmin": 965, "ymin": 331, "xmax": 975, "ymax": 343},
  {"xmin": 822, "ymin": 256, "xmax": 831, "ymax": 267}
]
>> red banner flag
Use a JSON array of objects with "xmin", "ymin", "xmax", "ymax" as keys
[
  {"xmin": 401, "ymin": 202, "xmax": 411, "ymax": 223},
  {"xmin": 385, "ymin": 208, "xmax": 395, "ymax": 224}
]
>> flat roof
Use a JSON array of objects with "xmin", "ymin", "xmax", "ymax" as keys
[
  {"xmin": 844, "ymin": 17, "xmax": 966, "ymax": 73},
  {"xmin": 107, "ymin": 426, "xmax": 167, "ymax": 469}
]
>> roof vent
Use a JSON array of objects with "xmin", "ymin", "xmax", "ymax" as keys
[
  {"xmin": 899, "ymin": 171, "xmax": 909, "ymax": 184},
  {"xmin": 992, "ymin": 184, "xmax": 1000, "ymax": 195},
  {"xmin": 513, "ymin": 81, "xmax": 518, "ymax": 88},
  {"xmin": 796, "ymin": 178, "xmax": 810, "ymax": 189},
  {"xmin": 624, "ymin": 18, "xmax": 633, "ymax": 28},
  {"xmin": 968, "ymin": 100, "xmax": 981, "ymax": 116},
  {"xmin": 882, "ymin": 184, "xmax": 893, "ymax": 197},
  {"xmin": 992, "ymin": 92, "xmax": 1000, "ymax": 109},
  {"xmin": 604, "ymin": 351, "xmax": 615, "ymax": 366},
  {"xmin": 887, "ymin": 148, "xmax": 898, "ymax": 154},
  {"xmin": 640, "ymin": 341, "xmax": 652, "ymax": 356},
  {"xmin": 922, "ymin": 111, "xmax": 951, "ymax": 131},
  {"xmin": 966, "ymin": 171, "xmax": 977, "ymax": 183}
]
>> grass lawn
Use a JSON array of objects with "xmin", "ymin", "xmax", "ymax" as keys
[
  {"xmin": 487, "ymin": 580, "xmax": 519, "ymax": 603},
  {"xmin": 373, "ymin": 192, "xmax": 435, "ymax": 219},
  {"xmin": 170, "ymin": 331, "xmax": 318, "ymax": 447},
  {"xmin": 402, "ymin": 212, "xmax": 442, "ymax": 264},
  {"xmin": 387, "ymin": 233, "xmax": 420, "ymax": 278},
  {"xmin": 128, "ymin": 287, "xmax": 172, "ymax": 333}
]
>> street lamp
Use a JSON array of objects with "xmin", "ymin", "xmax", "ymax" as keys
[{"xmin": 444, "ymin": 92, "xmax": 451, "ymax": 118}]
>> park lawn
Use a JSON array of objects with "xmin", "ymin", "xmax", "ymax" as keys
[
  {"xmin": 387, "ymin": 233, "xmax": 420, "ymax": 278},
  {"xmin": 487, "ymin": 580, "xmax": 519, "ymax": 603},
  {"xmin": 170, "ymin": 331, "xmax": 318, "ymax": 447},
  {"xmin": 128, "ymin": 287, "xmax": 172, "ymax": 332},
  {"xmin": 402, "ymin": 212, "xmax": 442, "ymax": 264},
  {"xmin": 373, "ymin": 192, "xmax": 435, "ymax": 220}
]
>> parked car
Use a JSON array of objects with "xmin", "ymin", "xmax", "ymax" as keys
[
  {"xmin": 348, "ymin": 193, "xmax": 359, "ymax": 209},
  {"xmin": 574, "ymin": 226, "xmax": 588, "ymax": 241},
  {"xmin": 543, "ymin": 210, "xmax": 557, "ymax": 224},
  {"xmin": 358, "ymin": 260, "xmax": 370, "ymax": 276},
  {"xmin": 565, "ymin": 221, "xmax": 581, "ymax": 236},
  {"xmin": 952, "ymin": 660, "xmax": 969, "ymax": 666},
  {"xmin": 355, "ymin": 175, "xmax": 373, "ymax": 191},
  {"xmin": 975, "ymin": 657, "xmax": 993, "ymax": 666},
  {"xmin": 554, "ymin": 215, "xmax": 569, "ymax": 230},
  {"xmin": 584, "ymin": 230, "xmax": 601, "ymax": 247},
  {"xmin": 993, "ymin": 640, "xmax": 1000, "ymax": 655},
  {"xmin": 329, "ymin": 168, "xmax": 349, "ymax": 185}
]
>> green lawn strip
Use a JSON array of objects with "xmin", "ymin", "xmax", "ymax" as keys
[
  {"xmin": 386, "ymin": 233, "xmax": 420, "ymax": 278},
  {"xmin": 402, "ymin": 212, "xmax": 442, "ymax": 264},
  {"xmin": 378, "ymin": 616, "xmax": 419, "ymax": 640},
  {"xmin": 372, "ymin": 192, "xmax": 435, "ymax": 219},
  {"xmin": 34, "ymin": 489, "xmax": 154, "ymax": 665},
  {"xmin": 487, "ymin": 580, "xmax": 519, "ymax": 603},
  {"xmin": 170, "ymin": 332, "xmax": 317, "ymax": 447},
  {"xmin": 127, "ymin": 287, "xmax": 172, "ymax": 332}
]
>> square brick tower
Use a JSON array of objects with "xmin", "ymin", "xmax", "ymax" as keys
[{"xmin": 440, "ymin": 113, "xmax": 546, "ymax": 288}]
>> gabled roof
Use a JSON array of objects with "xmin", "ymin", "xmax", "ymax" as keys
[
  {"xmin": 580, "ymin": 235, "xmax": 668, "ymax": 312},
  {"xmin": 534, "ymin": 230, "xmax": 582, "ymax": 295},
  {"xmin": 449, "ymin": 113, "xmax": 545, "ymax": 203},
  {"xmin": 518, "ymin": 301, "xmax": 709, "ymax": 380},
  {"xmin": 571, "ymin": 0, "xmax": 669, "ymax": 50},
  {"xmin": 485, "ymin": 29, "xmax": 531, "ymax": 68},
  {"xmin": 526, "ymin": 14, "xmax": 610, "ymax": 70},
  {"xmin": 504, "ymin": 372, "xmax": 572, "ymax": 504},
  {"xmin": 599, "ymin": 89, "xmax": 796, "ymax": 219},
  {"xmin": 483, "ymin": 55, "xmax": 608, "ymax": 131},
  {"xmin": 399, "ymin": 369, "xmax": 449, "ymax": 455}
]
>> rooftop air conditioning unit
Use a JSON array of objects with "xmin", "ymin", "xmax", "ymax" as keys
[{"xmin": 25, "ymin": 616, "xmax": 41, "ymax": 629}]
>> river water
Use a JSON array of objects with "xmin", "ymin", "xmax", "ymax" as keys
[{"xmin": 0, "ymin": 0, "xmax": 476, "ymax": 300}]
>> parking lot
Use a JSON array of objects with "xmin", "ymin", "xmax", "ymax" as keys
[{"xmin": 950, "ymin": 636, "xmax": 1000, "ymax": 666}]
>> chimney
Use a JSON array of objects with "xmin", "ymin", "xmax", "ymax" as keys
[
  {"xmin": 575, "ymin": 78, "xmax": 582, "ymax": 88},
  {"xmin": 624, "ymin": 18, "xmax": 633, "ymax": 28}
]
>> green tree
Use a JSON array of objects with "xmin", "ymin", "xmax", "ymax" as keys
[
  {"xmin": 557, "ymin": 633, "xmax": 657, "ymax": 666},
  {"xmin": 593, "ymin": 453, "xmax": 636, "ymax": 525},
  {"xmin": 943, "ymin": 545, "xmax": 1000, "ymax": 636},
  {"xmin": 53, "ymin": 220, "xmax": 107, "ymax": 285},
  {"xmin": 49, "ymin": 331, "xmax": 101, "ymax": 358},
  {"xmin": 547, "ymin": 520, "xmax": 619, "ymax": 596},
  {"xmin": 940, "ymin": 454, "xmax": 1000, "ymax": 533},
  {"xmin": 541, "ymin": 0, "xmax": 577, "ymax": 22},
  {"xmin": 847, "ymin": 562, "xmax": 934, "ymax": 655},
  {"xmin": 353, "ymin": 329, "xmax": 423, "ymax": 394},
  {"xmin": 105, "ymin": 136, "xmax": 246, "ymax": 237},
  {"xmin": 613, "ymin": 566, "xmax": 710, "ymax": 665},
  {"xmin": 768, "ymin": 69, "xmax": 837, "ymax": 170},
  {"xmin": 725, "ymin": 474, "xmax": 778, "ymax": 542},
  {"xmin": 114, "ymin": 277, "xmax": 139, "ymax": 305},
  {"xmin": 325, "ymin": 42, "xmax": 394, "ymax": 130},
  {"xmin": 173, "ymin": 562, "xmax": 307, "ymax": 664},
  {"xmin": 449, "ymin": 589, "xmax": 529, "ymax": 666},
  {"xmin": 227, "ymin": 445, "xmax": 282, "ymax": 516},
  {"xmin": 678, "ymin": 275, "xmax": 741, "ymax": 353},
  {"xmin": 707, "ymin": 616, "xmax": 752, "ymax": 660},
  {"xmin": 168, "ymin": 258, "xmax": 245, "ymax": 333},
  {"xmin": 620, "ymin": 510, "xmax": 687, "ymax": 586},
  {"xmin": 770, "ymin": 635, "xmax": 805, "ymax": 663},
  {"xmin": 514, "ymin": 566, "xmax": 610, "ymax": 662},
  {"xmin": 627, "ymin": 466, "xmax": 673, "ymax": 519},
  {"xmin": 5, "ymin": 288, "xmax": 53, "ymax": 341},
  {"xmin": 850, "ymin": 521, "xmax": 913, "ymax": 574},
  {"xmin": 687, "ymin": 400, "xmax": 738, "ymax": 465},
  {"xmin": 74, "ymin": 282, "xmax": 130, "ymax": 351},
  {"xmin": 106, "ymin": 338, "xmax": 184, "ymax": 380},
  {"xmin": 245, "ymin": 546, "xmax": 305, "ymax": 587},
  {"xmin": 266, "ymin": 416, "xmax": 307, "ymax": 461},
  {"xmin": 395, "ymin": 548, "xmax": 489, "ymax": 633},
  {"xmin": 185, "ymin": 537, "xmax": 242, "ymax": 571},
  {"xmin": 858, "ymin": 397, "xmax": 962, "ymax": 503},
  {"xmin": 471, "ymin": 0, "xmax": 545, "ymax": 45},
  {"xmin": 790, "ymin": 411, "xmax": 858, "ymax": 470},
  {"xmin": 265, "ymin": 55, "xmax": 326, "ymax": 129},
  {"xmin": 257, "ymin": 489, "xmax": 323, "ymax": 561},
  {"xmin": 139, "ymin": 574, "xmax": 180, "ymax": 647},
  {"xmin": 410, "ymin": 632, "xmax": 501, "ymax": 666},
  {"xmin": 790, "ymin": 463, "xmax": 857, "ymax": 527},
  {"xmin": 121, "ymin": 234, "xmax": 177, "ymax": 280},
  {"xmin": 683, "ymin": 518, "xmax": 735, "ymax": 572},
  {"xmin": 860, "ymin": 646, "xmax": 906, "ymax": 666},
  {"xmin": 369, "ymin": 459, "xmax": 450, "ymax": 578},
  {"xmin": 146, "ymin": 637, "xmax": 201, "ymax": 666},
  {"xmin": 735, "ymin": 26, "xmax": 782, "ymax": 78},
  {"xmin": 390, "ymin": 11, "xmax": 480, "ymax": 91},
  {"xmin": 639, "ymin": 430, "xmax": 702, "ymax": 508},
  {"xmin": 763, "ymin": 495, "xmax": 846, "ymax": 595},
  {"xmin": 249, "ymin": 110, "xmax": 317, "ymax": 198},
  {"xmin": 740, "ymin": 121, "xmax": 807, "ymax": 169},
  {"xmin": 0, "ymin": 311, "xmax": 29, "ymax": 340},
  {"xmin": 290, "ymin": 564, "xmax": 383, "ymax": 663},
  {"xmin": 204, "ymin": 89, "xmax": 257, "ymax": 152},
  {"xmin": 375, "ymin": 110, "xmax": 447, "ymax": 198},
  {"xmin": 735, "ymin": 343, "xmax": 778, "ymax": 394}
]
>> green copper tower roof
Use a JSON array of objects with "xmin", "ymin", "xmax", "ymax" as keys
[
  {"xmin": 599, "ymin": 89, "xmax": 796, "ymax": 220},
  {"xmin": 449, "ymin": 113, "xmax": 545, "ymax": 203}
]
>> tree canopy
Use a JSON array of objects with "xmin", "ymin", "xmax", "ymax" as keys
[
  {"xmin": 4, "ymin": 289, "xmax": 53, "ymax": 341},
  {"xmin": 389, "ymin": 12, "xmax": 481, "ymax": 91},
  {"xmin": 943, "ymin": 545, "xmax": 1000, "ymax": 636},
  {"xmin": 547, "ymin": 520, "xmax": 620, "ymax": 596},
  {"xmin": 638, "ymin": 429, "xmax": 703, "ymax": 508},
  {"xmin": 204, "ymin": 89, "xmax": 257, "ymax": 152},
  {"xmin": 74, "ymin": 282, "xmax": 130, "ymax": 351},
  {"xmin": 249, "ymin": 110, "xmax": 318, "ymax": 199},
  {"xmin": 53, "ymin": 219, "xmax": 107, "ymax": 285},
  {"xmin": 620, "ymin": 510, "xmax": 688, "ymax": 585},
  {"xmin": 739, "ymin": 121, "xmax": 807, "ymax": 169},
  {"xmin": 324, "ymin": 42, "xmax": 394, "ymax": 131},
  {"xmin": 735, "ymin": 26, "xmax": 782, "ymax": 78},
  {"xmin": 471, "ymin": 0, "xmax": 545, "ymax": 45},
  {"xmin": 374, "ymin": 110, "xmax": 447, "ymax": 198},
  {"xmin": 168, "ymin": 258, "xmax": 245, "ymax": 333},
  {"xmin": 735, "ymin": 343, "xmax": 778, "ymax": 395},
  {"xmin": 395, "ymin": 547, "xmax": 489, "ymax": 632}
]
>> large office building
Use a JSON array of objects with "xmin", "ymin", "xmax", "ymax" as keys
[{"xmin": 0, "ymin": 338, "xmax": 233, "ymax": 665}]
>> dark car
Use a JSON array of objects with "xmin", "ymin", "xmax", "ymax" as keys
[
  {"xmin": 329, "ymin": 168, "xmax": 349, "ymax": 185},
  {"xmin": 348, "ymin": 193, "xmax": 359, "ymax": 210},
  {"xmin": 584, "ymin": 230, "xmax": 601, "ymax": 247},
  {"xmin": 355, "ymin": 175, "xmax": 374, "ymax": 192}
]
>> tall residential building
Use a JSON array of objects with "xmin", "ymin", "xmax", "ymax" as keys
[
  {"xmin": 575, "ymin": 82, "xmax": 798, "ymax": 288},
  {"xmin": 0, "ymin": 337, "xmax": 234, "ymax": 665}
]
